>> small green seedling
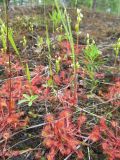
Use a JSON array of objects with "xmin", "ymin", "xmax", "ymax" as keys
[
  {"xmin": 36, "ymin": 36, "xmax": 43, "ymax": 47},
  {"xmin": 20, "ymin": 36, "xmax": 27, "ymax": 48},
  {"xmin": 113, "ymin": 38, "xmax": 120, "ymax": 66},
  {"xmin": 29, "ymin": 22, "xmax": 34, "ymax": 33},
  {"xmin": 55, "ymin": 57, "xmax": 61, "ymax": 73},
  {"xmin": 25, "ymin": 63, "xmax": 31, "ymax": 83},
  {"xmin": 18, "ymin": 94, "xmax": 38, "ymax": 107}
]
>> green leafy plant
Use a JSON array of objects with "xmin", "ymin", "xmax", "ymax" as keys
[
  {"xmin": 113, "ymin": 38, "xmax": 120, "ymax": 66},
  {"xmin": 29, "ymin": 21, "xmax": 34, "ymax": 33},
  {"xmin": 18, "ymin": 94, "xmax": 38, "ymax": 107},
  {"xmin": 36, "ymin": 36, "xmax": 43, "ymax": 47},
  {"xmin": 0, "ymin": 18, "xmax": 20, "ymax": 57},
  {"xmin": 55, "ymin": 57, "xmax": 61, "ymax": 73},
  {"xmin": 83, "ymin": 34, "xmax": 102, "ymax": 92},
  {"xmin": 49, "ymin": 9, "xmax": 61, "ymax": 33},
  {"xmin": 0, "ymin": 23, "xmax": 7, "ymax": 51}
]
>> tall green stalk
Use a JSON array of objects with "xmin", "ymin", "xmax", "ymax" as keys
[
  {"xmin": 5, "ymin": 0, "xmax": 12, "ymax": 115},
  {"xmin": 55, "ymin": 0, "xmax": 75, "ymax": 74},
  {"xmin": 55, "ymin": 0, "xmax": 78, "ymax": 101},
  {"xmin": 46, "ymin": 25, "xmax": 53, "ymax": 87}
]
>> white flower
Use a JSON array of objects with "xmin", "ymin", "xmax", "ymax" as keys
[
  {"xmin": 77, "ymin": 8, "xmax": 81, "ymax": 14},
  {"xmin": 77, "ymin": 8, "xmax": 83, "ymax": 18},
  {"xmin": 80, "ymin": 13, "xmax": 83, "ymax": 18},
  {"xmin": 87, "ymin": 33, "xmax": 90, "ymax": 39}
]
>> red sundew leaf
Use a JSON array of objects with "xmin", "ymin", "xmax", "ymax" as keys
[
  {"xmin": 34, "ymin": 65, "xmax": 45, "ymax": 73},
  {"xmin": 101, "ymin": 124, "xmax": 120, "ymax": 160},
  {"xmin": 1, "ymin": 99, "xmax": 7, "ymax": 108},
  {"xmin": 105, "ymin": 79, "xmax": 120, "ymax": 106},
  {"xmin": 102, "ymin": 142, "xmax": 108, "ymax": 151},
  {"xmin": 7, "ymin": 115, "xmax": 17, "ymax": 124},
  {"xmin": 47, "ymin": 155, "xmax": 55, "ymax": 160},
  {"xmin": 31, "ymin": 85, "xmax": 40, "ymax": 94},
  {"xmin": 53, "ymin": 125, "xmax": 59, "ymax": 136},
  {"xmin": 66, "ymin": 137, "xmax": 80, "ymax": 150},
  {"xmin": 89, "ymin": 126, "xmax": 100, "ymax": 142},
  {"xmin": 74, "ymin": 44, "xmax": 82, "ymax": 55},
  {"xmin": 42, "ymin": 126, "xmax": 52, "ymax": 137},
  {"xmin": 45, "ymin": 113, "xmax": 54, "ymax": 123},
  {"xmin": 42, "ymin": 125, "xmax": 52, "ymax": 137},
  {"xmin": 59, "ymin": 145, "xmax": 71, "ymax": 155},
  {"xmin": 3, "ymin": 132, "xmax": 10, "ymax": 140},
  {"xmin": 77, "ymin": 115, "xmax": 87, "ymax": 128},
  {"xmin": 60, "ymin": 40, "xmax": 71, "ymax": 54},
  {"xmin": 58, "ymin": 109, "xmax": 72, "ymax": 128},
  {"xmin": 47, "ymin": 148, "xmax": 56, "ymax": 160},
  {"xmin": 20, "ymin": 116, "xmax": 29, "ymax": 127},
  {"xmin": 76, "ymin": 151, "xmax": 84, "ymax": 160},
  {"xmin": 9, "ymin": 99, "xmax": 15, "ymax": 111},
  {"xmin": 44, "ymin": 138, "xmax": 55, "ymax": 148},
  {"xmin": 11, "ymin": 151, "xmax": 20, "ymax": 157},
  {"xmin": 115, "ymin": 153, "xmax": 120, "ymax": 158},
  {"xmin": 58, "ymin": 89, "xmax": 77, "ymax": 106},
  {"xmin": 42, "ymin": 109, "xmax": 85, "ymax": 159},
  {"xmin": 60, "ymin": 71, "xmax": 66, "ymax": 79},
  {"xmin": 102, "ymin": 142, "xmax": 115, "ymax": 159},
  {"xmin": 114, "ymin": 101, "xmax": 120, "ymax": 106},
  {"xmin": 95, "ymin": 73, "xmax": 105, "ymax": 79},
  {"xmin": 0, "ymin": 150, "xmax": 20, "ymax": 158},
  {"xmin": 64, "ymin": 78, "xmax": 69, "ymax": 85},
  {"xmin": 35, "ymin": 151, "xmax": 42, "ymax": 160},
  {"xmin": 66, "ymin": 59, "xmax": 72, "ymax": 65},
  {"xmin": 12, "ymin": 62, "xmax": 23, "ymax": 72},
  {"xmin": 111, "ymin": 120, "xmax": 118, "ymax": 128},
  {"xmin": 32, "ymin": 75, "xmax": 42, "ymax": 86},
  {"xmin": 59, "ymin": 109, "xmax": 71, "ymax": 119},
  {"xmin": 7, "ymin": 112, "xmax": 24, "ymax": 126},
  {"xmin": 77, "ymin": 69, "xmax": 86, "ymax": 78},
  {"xmin": 54, "ymin": 75, "xmax": 61, "ymax": 85},
  {"xmin": 43, "ymin": 88, "xmax": 50, "ymax": 96},
  {"xmin": 69, "ymin": 96, "xmax": 77, "ymax": 106},
  {"xmin": 99, "ymin": 118, "xmax": 107, "ymax": 132},
  {"xmin": 55, "ymin": 120, "xmax": 64, "ymax": 130}
]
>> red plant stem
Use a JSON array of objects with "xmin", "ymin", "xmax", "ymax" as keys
[
  {"xmin": 74, "ymin": 35, "xmax": 79, "ymax": 105},
  {"xmin": 0, "ymin": 122, "xmax": 8, "ymax": 133},
  {"xmin": 5, "ymin": 0, "xmax": 12, "ymax": 115},
  {"xmin": 74, "ymin": 74, "xmax": 78, "ymax": 107}
]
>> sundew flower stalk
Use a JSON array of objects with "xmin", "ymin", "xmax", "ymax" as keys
[
  {"xmin": 55, "ymin": 0, "xmax": 79, "ymax": 103},
  {"xmin": 75, "ymin": 8, "xmax": 83, "ymax": 63}
]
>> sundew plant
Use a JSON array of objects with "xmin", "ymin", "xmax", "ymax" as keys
[{"xmin": 0, "ymin": 0, "xmax": 119, "ymax": 160}]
